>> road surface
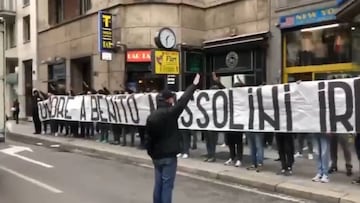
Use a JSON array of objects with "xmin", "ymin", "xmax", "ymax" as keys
[{"xmin": 0, "ymin": 140, "xmax": 315, "ymax": 203}]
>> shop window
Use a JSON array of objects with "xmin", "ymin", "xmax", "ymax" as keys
[
  {"xmin": 285, "ymin": 23, "xmax": 352, "ymax": 68},
  {"xmin": 48, "ymin": 63, "xmax": 66, "ymax": 89},
  {"xmin": 23, "ymin": 15, "xmax": 30, "ymax": 42}
]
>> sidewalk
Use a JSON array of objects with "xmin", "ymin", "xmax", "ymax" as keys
[{"xmin": 6, "ymin": 121, "xmax": 360, "ymax": 203}]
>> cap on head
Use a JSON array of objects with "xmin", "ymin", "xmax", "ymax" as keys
[{"xmin": 160, "ymin": 89, "xmax": 175, "ymax": 100}]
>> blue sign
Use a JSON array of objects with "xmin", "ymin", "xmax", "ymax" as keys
[
  {"xmin": 279, "ymin": 6, "xmax": 337, "ymax": 29},
  {"xmin": 336, "ymin": 0, "xmax": 348, "ymax": 6}
]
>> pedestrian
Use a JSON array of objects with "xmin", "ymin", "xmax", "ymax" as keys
[
  {"xmin": 32, "ymin": 89, "xmax": 42, "ymax": 134},
  {"xmin": 312, "ymin": 133, "xmax": 330, "ymax": 183},
  {"xmin": 146, "ymin": 74, "xmax": 199, "ymax": 203},
  {"xmin": 276, "ymin": 132, "xmax": 295, "ymax": 176},
  {"xmin": 352, "ymin": 133, "xmax": 360, "ymax": 184},
  {"xmin": 224, "ymin": 131, "xmax": 243, "ymax": 167},
  {"xmin": 246, "ymin": 132, "xmax": 265, "ymax": 172},
  {"xmin": 177, "ymin": 130, "xmax": 191, "ymax": 159},
  {"xmin": 294, "ymin": 133, "xmax": 314, "ymax": 160},
  {"xmin": 12, "ymin": 99, "xmax": 20, "ymax": 124},
  {"xmin": 328, "ymin": 133, "xmax": 353, "ymax": 176},
  {"xmin": 204, "ymin": 131, "xmax": 218, "ymax": 162}
]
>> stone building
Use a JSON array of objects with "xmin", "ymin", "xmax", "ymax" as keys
[
  {"xmin": 0, "ymin": 0, "xmax": 38, "ymax": 119},
  {"xmin": 36, "ymin": 0, "xmax": 271, "ymax": 93}
]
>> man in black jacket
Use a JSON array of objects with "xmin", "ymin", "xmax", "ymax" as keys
[{"xmin": 146, "ymin": 73, "xmax": 200, "ymax": 203}]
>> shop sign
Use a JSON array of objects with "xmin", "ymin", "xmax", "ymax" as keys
[
  {"xmin": 98, "ymin": 11, "xmax": 113, "ymax": 52},
  {"xmin": 154, "ymin": 51, "xmax": 180, "ymax": 75},
  {"xmin": 279, "ymin": 6, "xmax": 337, "ymax": 29},
  {"xmin": 127, "ymin": 50, "xmax": 151, "ymax": 62},
  {"xmin": 336, "ymin": 0, "xmax": 348, "ymax": 6}
]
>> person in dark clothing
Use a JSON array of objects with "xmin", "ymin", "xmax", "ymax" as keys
[
  {"xmin": 276, "ymin": 133, "xmax": 295, "ymax": 176},
  {"xmin": 32, "ymin": 89, "xmax": 43, "ymax": 134},
  {"xmin": 353, "ymin": 133, "xmax": 360, "ymax": 184},
  {"xmin": 146, "ymin": 74, "xmax": 199, "ymax": 203},
  {"xmin": 224, "ymin": 131, "xmax": 243, "ymax": 167},
  {"xmin": 12, "ymin": 99, "xmax": 20, "ymax": 124}
]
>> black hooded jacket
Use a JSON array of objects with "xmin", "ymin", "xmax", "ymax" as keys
[{"xmin": 146, "ymin": 85, "xmax": 197, "ymax": 159}]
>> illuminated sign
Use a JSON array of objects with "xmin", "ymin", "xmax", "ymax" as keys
[
  {"xmin": 279, "ymin": 6, "xmax": 337, "ymax": 29},
  {"xmin": 127, "ymin": 50, "xmax": 152, "ymax": 62},
  {"xmin": 98, "ymin": 11, "xmax": 113, "ymax": 52},
  {"xmin": 154, "ymin": 51, "xmax": 180, "ymax": 75}
]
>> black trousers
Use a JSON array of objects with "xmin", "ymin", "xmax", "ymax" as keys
[
  {"xmin": 13, "ymin": 111, "xmax": 19, "ymax": 124},
  {"xmin": 32, "ymin": 113, "xmax": 41, "ymax": 133},
  {"xmin": 138, "ymin": 126, "xmax": 146, "ymax": 147},
  {"xmin": 276, "ymin": 133, "xmax": 295, "ymax": 170},
  {"xmin": 69, "ymin": 121, "xmax": 79, "ymax": 136},
  {"xmin": 80, "ymin": 122, "xmax": 94, "ymax": 138},
  {"xmin": 226, "ymin": 132, "xmax": 243, "ymax": 161},
  {"xmin": 112, "ymin": 124, "xmax": 122, "ymax": 143}
]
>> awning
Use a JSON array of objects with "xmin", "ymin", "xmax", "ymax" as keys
[
  {"xmin": 203, "ymin": 31, "xmax": 270, "ymax": 52},
  {"xmin": 336, "ymin": 0, "xmax": 360, "ymax": 21}
]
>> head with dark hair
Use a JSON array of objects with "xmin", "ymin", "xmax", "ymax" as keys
[
  {"xmin": 98, "ymin": 89, "xmax": 105, "ymax": 95},
  {"xmin": 157, "ymin": 89, "xmax": 176, "ymax": 108},
  {"xmin": 113, "ymin": 90, "xmax": 120, "ymax": 94}
]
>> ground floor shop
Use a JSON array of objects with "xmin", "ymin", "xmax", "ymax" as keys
[{"xmin": 279, "ymin": 5, "xmax": 360, "ymax": 83}]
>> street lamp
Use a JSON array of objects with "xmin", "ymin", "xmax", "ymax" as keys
[{"xmin": 0, "ymin": 17, "xmax": 6, "ymax": 142}]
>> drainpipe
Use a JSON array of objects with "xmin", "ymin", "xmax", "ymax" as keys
[{"xmin": 0, "ymin": 18, "xmax": 6, "ymax": 141}]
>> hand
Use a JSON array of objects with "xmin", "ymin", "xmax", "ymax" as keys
[
  {"xmin": 212, "ymin": 72, "xmax": 219, "ymax": 82},
  {"xmin": 193, "ymin": 73, "xmax": 200, "ymax": 86}
]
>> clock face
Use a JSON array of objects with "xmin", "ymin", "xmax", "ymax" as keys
[{"xmin": 159, "ymin": 28, "xmax": 176, "ymax": 49}]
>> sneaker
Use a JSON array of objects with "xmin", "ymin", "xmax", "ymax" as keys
[
  {"xmin": 203, "ymin": 158, "xmax": 209, "ymax": 162},
  {"xmin": 41, "ymin": 131, "xmax": 45, "ymax": 135},
  {"xmin": 286, "ymin": 167, "xmax": 293, "ymax": 176},
  {"xmin": 346, "ymin": 164, "xmax": 353, "ymax": 177},
  {"xmin": 55, "ymin": 133, "xmax": 59, "ymax": 137},
  {"xmin": 224, "ymin": 159, "xmax": 233, "ymax": 166},
  {"xmin": 308, "ymin": 153, "xmax": 314, "ymax": 160},
  {"xmin": 182, "ymin": 154, "xmax": 189, "ymax": 159},
  {"xmin": 320, "ymin": 175, "xmax": 329, "ymax": 183},
  {"xmin": 352, "ymin": 177, "xmax": 360, "ymax": 185},
  {"xmin": 247, "ymin": 165, "xmax": 256, "ymax": 170},
  {"xmin": 207, "ymin": 158, "xmax": 216, "ymax": 162},
  {"xmin": 328, "ymin": 166, "xmax": 338, "ymax": 174},
  {"xmin": 235, "ymin": 160, "xmax": 242, "ymax": 167},
  {"xmin": 277, "ymin": 169, "xmax": 286, "ymax": 175},
  {"xmin": 256, "ymin": 164, "xmax": 263, "ymax": 173},
  {"xmin": 221, "ymin": 143, "xmax": 227, "ymax": 147},
  {"xmin": 294, "ymin": 152, "xmax": 303, "ymax": 158},
  {"xmin": 312, "ymin": 174, "xmax": 322, "ymax": 182},
  {"xmin": 177, "ymin": 153, "xmax": 182, "ymax": 158}
]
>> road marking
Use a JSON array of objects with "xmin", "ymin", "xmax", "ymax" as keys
[
  {"xmin": 0, "ymin": 165, "xmax": 63, "ymax": 194},
  {"xmin": 136, "ymin": 163, "xmax": 308, "ymax": 203},
  {"xmin": 0, "ymin": 146, "xmax": 54, "ymax": 168}
]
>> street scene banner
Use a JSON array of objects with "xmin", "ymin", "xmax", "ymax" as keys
[{"xmin": 38, "ymin": 77, "xmax": 360, "ymax": 133}]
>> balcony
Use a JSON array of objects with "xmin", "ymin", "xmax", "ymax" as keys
[{"xmin": 0, "ymin": 0, "xmax": 16, "ymax": 23}]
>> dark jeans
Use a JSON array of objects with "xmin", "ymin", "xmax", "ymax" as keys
[
  {"xmin": 153, "ymin": 158, "xmax": 177, "ymax": 203},
  {"xmin": 69, "ymin": 121, "xmax": 79, "ymax": 137},
  {"xmin": 80, "ymin": 122, "xmax": 94, "ymax": 138},
  {"xmin": 226, "ymin": 132, "xmax": 243, "ymax": 161},
  {"xmin": 32, "ymin": 113, "xmax": 41, "ymax": 133},
  {"xmin": 276, "ymin": 133, "xmax": 295, "ymax": 170},
  {"xmin": 247, "ymin": 133, "xmax": 264, "ymax": 166},
  {"xmin": 43, "ymin": 120, "xmax": 51, "ymax": 134},
  {"xmin": 297, "ymin": 133, "xmax": 313, "ymax": 154},
  {"xmin": 112, "ymin": 124, "xmax": 122, "ymax": 143},
  {"xmin": 180, "ymin": 130, "xmax": 191, "ymax": 154},
  {"xmin": 205, "ymin": 132, "xmax": 218, "ymax": 159},
  {"xmin": 13, "ymin": 111, "xmax": 19, "ymax": 124},
  {"xmin": 330, "ymin": 134, "xmax": 352, "ymax": 168},
  {"xmin": 355, "ymin": 134, "xmax": 360, "ymax": 160},
  {"xmin": 122, "ymin": 126, "xmax": 135, "ymax": 146},
  {"xmin": 99, "ymin": 123, "xmax": 110, "ymax": 141}
]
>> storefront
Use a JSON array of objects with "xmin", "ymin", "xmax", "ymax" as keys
[
  {"xmin": 280, "ymin": 5, "xmax": 360, "ymax": 83},
  {"xmin": 126, "ymin": 49, "xmax": 165, "ymax": 92},
  {"xmin": 203, "ymin": 32, "xmax": 269, "ymax": 87}
]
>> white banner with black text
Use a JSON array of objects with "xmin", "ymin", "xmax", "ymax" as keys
[{"xmin": 37, "ymin": 78, "xmax": 360, "ymax": 133}]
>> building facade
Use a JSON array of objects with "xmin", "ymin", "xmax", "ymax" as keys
[
  {"xmin": 271, "ymin": 0, "xmax": 360, "ymax": 83},
  {"xmin": 36, "ymin": 0, "xmax": 270, "ymax": 94},
  {"xmin": 1, "ymin": 0, "xmax": 38, "ymax": 119}
]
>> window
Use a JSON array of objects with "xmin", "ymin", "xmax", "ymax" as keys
[
  {"xmin": 23, "ymin": 15, "xmax": 30, "ymax": 42},
  {"xmin": 55, "ymin": 0, "xmax": 64, "ymax": 24},
  {"xmin": 6, "ymin": 22, "xmax": 16, "ymax": 49},
  {"xmin": 23, "ymin": 0, "xmax": 29, "ymax": 6},
  {"xmin": 80, "ymin": 0, "xmax": 92, "ymax": 15},
  {"xmin": 284, "ymin": 23, "xmax": 352, "ymax": 68}
]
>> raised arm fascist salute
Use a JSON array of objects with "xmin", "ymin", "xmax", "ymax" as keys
[{"xmin": 146, "ymin": 73, "xmax": 200, "ymax": 203}]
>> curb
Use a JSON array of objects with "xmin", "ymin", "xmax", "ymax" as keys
[{"xmin": 7, "ymin": 132, "xmax": 357, "ymax": 203}]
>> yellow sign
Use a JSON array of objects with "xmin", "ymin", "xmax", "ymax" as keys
[
  {"xmin": 98, "ymin": 12, "xmax": 113, "ymax": 51},
  {"xmin": 154, "ymin": 51, "xmax": 180, "ymax": 75}
]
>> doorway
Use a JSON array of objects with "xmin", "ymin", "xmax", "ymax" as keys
[
  {"xmin": 23, "ymin": 60, "xmax": 33, "ymax": 117},
  {"xmin": 71, "ymin": 57, "xmax": 92, "ymax": 93}
]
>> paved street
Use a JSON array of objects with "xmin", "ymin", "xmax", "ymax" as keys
[{"xmin": 0, "ymin": 140, "xmax": 313, "ymax": 203}]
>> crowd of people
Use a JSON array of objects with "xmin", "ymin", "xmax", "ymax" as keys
[{"xmin": 29, "ymin": 75, "xmax": 360, "ymax": 189}]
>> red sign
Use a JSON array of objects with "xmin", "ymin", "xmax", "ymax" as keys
[{"xmin": 126, "ymin": 50, "xmax": 152, "ymax": 62}]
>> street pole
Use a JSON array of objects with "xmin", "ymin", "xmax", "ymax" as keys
[{"xmin": 0, "ymin": 18, "xmax": 6, "ymax": 141}]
